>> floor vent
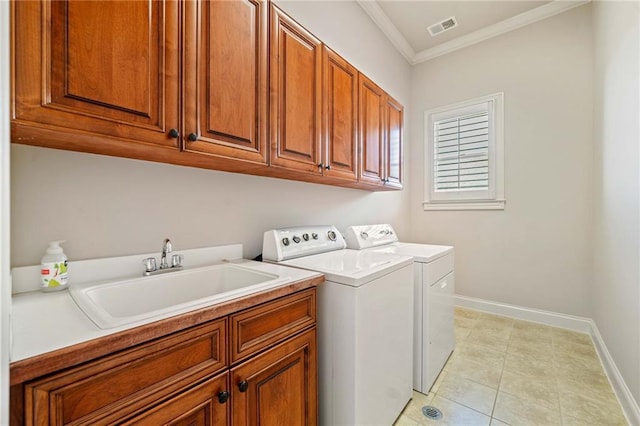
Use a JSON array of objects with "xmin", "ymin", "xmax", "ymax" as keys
[{"xmin": 422, "ymin": 405, "xmax": 443, "ymax": 420}]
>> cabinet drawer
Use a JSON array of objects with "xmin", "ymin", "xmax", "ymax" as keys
[
  {"xmin": 230, "ymin": 289, "xmax": 316, "ymax": 363},
  {"xmin": 24, "ymin": 319, "xmax": 226, "ymax": 425}
]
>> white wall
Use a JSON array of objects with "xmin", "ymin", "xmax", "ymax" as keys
[
  {"xmin": 10, "ymin": 1, "xmax": 412, "ymax": 268},
  {"xmin": 410, "ymin": 5, "xmax": 594, "ymax": 316},
  {"xmin": 592, "ymin": 0, "xmax": 640, "ymax": 405}
]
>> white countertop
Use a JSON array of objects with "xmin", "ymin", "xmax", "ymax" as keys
[{"xmin": 11, "ymin": 246, "xmax": 321, "ymax": 363}]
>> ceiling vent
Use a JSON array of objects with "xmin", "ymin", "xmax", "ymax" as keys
[{"xmin": 427, "ymin": 16, "xmax": 458, "ymax": 36}]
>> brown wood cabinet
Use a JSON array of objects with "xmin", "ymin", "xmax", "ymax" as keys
[
  {"xmin": 269, "ymin": 4, "xmax": 323, "ymax": 175},
  {"xmin": 231, "ymin": 329, "xmax": 316, "ymax": 426},
  {"xmin": 358, "ymin": 74, "xmax": 404, "ymax": 189},
  {"xmin": 122, "ymin": 372, "xmax": 230, "ymax": 426},
  {"xmin": 12, "ymin": 0, "xmax": 180, "ymax": 148},
  {"xmin": 12, "ymin": 0, "xmax": 269, "ymax": 170},
  {"xmin": 182, "ymin": 0, "xmax": 268, "ymax": 164},
  {"xmin": 384, "ymin": 95, "xmax": 404, "ymax": 189},
  {"xmin": 12, "ymin": 288, "xmax": 317, "ymax": 426},
  {"xmin": 322, "ymin": 47, "xmax": 359, "ymax": 182},
  {"xmin": 11, "ymin": 0, "xmax": 403, "ymax": 191},
  {"xmin": 358, "ymin": 74, "xmax": 386, "ymax": 186}
]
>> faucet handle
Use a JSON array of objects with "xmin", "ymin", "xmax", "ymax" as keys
[
  {"xmin": 143, "ymin": 257, "xmax": 157, "ymax": 273},
  {"xmin": 171, "ymin": 254, "xmax": 184, "ymax": 268}
]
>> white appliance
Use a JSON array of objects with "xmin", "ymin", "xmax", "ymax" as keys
[
  {"xmin": 343, "ymin": 224, "xmax": 455, "ymax": 394},
  {"xmin": 262, "ymin": 225, "xmax": 414, "ymax": 426}
]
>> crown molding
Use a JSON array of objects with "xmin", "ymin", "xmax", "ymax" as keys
[
  {"xmin": 356, "ymin": 0, "xmax": 415, "ymax": 64},
  {"xmin": 413, "ymin": 0, "xmax": 590, "ymax": 64},
  {"xmin": 358, "ymin": 0, "xmax": 590, "ymax": 66}
]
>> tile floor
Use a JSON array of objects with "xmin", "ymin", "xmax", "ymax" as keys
[{"xmin": 394, "ymin": 307, "xmax": 628, "ymax": 426}]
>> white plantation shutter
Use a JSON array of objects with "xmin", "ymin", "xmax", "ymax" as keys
[
  {"xmin": 424, "ymin": 93, "xmax": 505, "ymax": 209},
  {"xmin": 434, "ymin": 112, "xmax": 489, "ymax": 192}
]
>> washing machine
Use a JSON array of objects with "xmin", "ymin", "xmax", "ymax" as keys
[
  {"xmin": 262, "ymin": 225, "xmax": 414, "ymax": 426},
  {"xmin": 343, "ymin": 224, "xmax": 455, "ymax": 394}
]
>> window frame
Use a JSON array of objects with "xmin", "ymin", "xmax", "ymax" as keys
[{"xmin": 424, "ymin": 92, "xmax": 505, "ymax": 211}]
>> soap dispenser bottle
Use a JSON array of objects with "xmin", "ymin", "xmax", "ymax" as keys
[{"xmin": 40, "ymin": 241, "xmax": 69, "ymax": 292}]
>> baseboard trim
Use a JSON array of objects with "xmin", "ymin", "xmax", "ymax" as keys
[
  {"xmin": 454, "ymin": 295, "xmax": 592, "ymax": 332},
  {"xmin": 590, "ymin": 321, "xmax": 640, "ymax": 426},
  {"xmin": 454, "ymin": 294, "xmax": 640, "ymax": 425}
]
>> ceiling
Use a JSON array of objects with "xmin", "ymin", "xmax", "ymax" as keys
[{"xmin": 357, "ymin": 0, "xmax": 588, "ymax": 64}]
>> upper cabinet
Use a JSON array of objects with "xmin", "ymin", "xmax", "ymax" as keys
[
  {"xmin": 358, "ymin": 74, "xmax": 404, "ymax": 189},
  {"xmin": 358, "ymin": 74, "xmax": 386, "ymax": 186},
  {"xmin": 11, "ymin": 0, "xmax": 403, "ymax": 191},
  {"xmin": 12, "ymin": 0, "xmax": 180, "ymax": 148},
  {"xmin": 183, "ymin": 0, "xmax": 268, "ymax": 164},
  {"xmin": 322, "ymin": 47, "xmax": 359, "ymax": 182},
  {"xmin": 269, "ymin": 4, "xmax": 322, "ymax": 174},
  {"xmin": 384, "ymin": 95, "xmax": 404, "ymax": 189}
]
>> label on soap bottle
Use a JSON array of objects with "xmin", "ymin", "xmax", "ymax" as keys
[{"xmin": 41, "ymin": 260, "xmax": 69, "ymax": 289}]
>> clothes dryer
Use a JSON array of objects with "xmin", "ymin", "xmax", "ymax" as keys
[{"xmin": 344, "ymin": 224, "xmax": 455, "ymax": 394}]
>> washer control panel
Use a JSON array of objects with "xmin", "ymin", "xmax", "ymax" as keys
[
  {"xmin": 262, "ymin": 225, "xmax": 347, "ymax": 261},
  {"xmin": 343, "ymin": 224, "xmax": 398, "ymax": 249}
]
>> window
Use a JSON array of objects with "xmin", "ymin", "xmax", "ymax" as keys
[{"xmin": 424, "ymin": 93, "xmax": 505, "ymax": 210}]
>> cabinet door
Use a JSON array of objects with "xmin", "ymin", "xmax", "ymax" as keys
[
  {"xmin": 322, "ymin": 47, "xmax": 358, "ymax": 181},
  {"xmin": 24, "ymin": 320, "xmax": 227, "ymax": 425},
  {"xmin": 122, "ymin": 372, "xmax": 229, "ymax": 426},
  {"xmin": 183, "ymin": 0, "xmax": 268, "ymax": 164},
  {"xmin": 384, "ymin": 95, "xmax": 404, "ymax": 188},
  {"xmin": 270, "ymin": 5, "xmax": 323, "ymax": 174},
  {"xmin": 12, "ymin": 0, "xmax": 179, "ymax": 148},
  {"xmin": 231, "ymin": 328, "xmax": 317, "ymax": 426},
  {"xmin": 358, "ymin": 74, "xmax": 385, "ymax": 185}
]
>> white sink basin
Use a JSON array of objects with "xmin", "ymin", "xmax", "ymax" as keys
[{"xmin": 69, "ymin": 262, "xmax": 289, "ymax": 329}]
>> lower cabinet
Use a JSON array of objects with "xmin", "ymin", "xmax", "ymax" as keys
[
  {"xmin": 13, "ymin": 289, "xmax": 317, "ymax": 426},
  {"xmin": 122, "ymin": 372, "xmax": 230, "ymax": 426},
  {"xmin": 231, "ymin": 329, "xmax": 317, "ymax": 425}
]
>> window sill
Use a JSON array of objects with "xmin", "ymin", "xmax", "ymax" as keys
[{"xmin": 422, "ymin": 199, "xmax": 506, "ymax": 211}]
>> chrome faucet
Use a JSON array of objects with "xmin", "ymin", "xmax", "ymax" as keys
[
  {"xmin": 143, "ymin": 238, "xmax": 184, "ymax": 276},
  {"xmin": 160, "ymin": 238, "xmax": 172, "ymax": 269}
]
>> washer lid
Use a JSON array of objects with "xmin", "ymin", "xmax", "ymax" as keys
[
  {"xmin": 371, "ymin": 242, "xmax": 453, "ymax": 263},
  {"xmin": 279, "ymin": 249, "xmax": 412, "ymax": 287}
]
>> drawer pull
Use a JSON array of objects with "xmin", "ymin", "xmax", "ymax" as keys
[
  {"xmin": 238, "ymin": 380, "xmax": 249, "ymax": 392},
  {"xmin": 217, "ymin": 391, "xmax": 229, "ymax": 404}
]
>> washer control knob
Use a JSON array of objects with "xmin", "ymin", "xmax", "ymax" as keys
[
  {"xmin": 360, "ymin": 231, "xmax": 369, "ymax": 240},
  {"xmin": 282, "ymin": 237, "xmax": 290, "ymax": 246},
  {"xmin": 292, "ymin": 236, "xmax": 301, "ymax": 244},
  {"xmin": 302, "ymin": 233, "xmax": 310, "ymax": 241},
  {"xmin": 311, "ymin": 233, "xmax": 319, "ymax": 240},
  {"xmin": 327, "ymin": 231, "xmax": 337, "ymax": 241}
]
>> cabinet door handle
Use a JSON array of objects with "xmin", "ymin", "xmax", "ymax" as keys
[
  {"xmin": 325, "ymin": 164, "xmax": 331, "ymax": 170},
  {"xmin": 217, "ymin": 391, "xmax": 230, "ymax": 404},
  {"xmin": 188, "ymin": 132, "xmax": 198, "ymax": 142},
  {"xmin": 168, "ymin": 128, "xmax": 179, "ymax": 138},
  {"xmin": 238, "ymin": 380, "xmax": 249, "ymax": 392}
]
